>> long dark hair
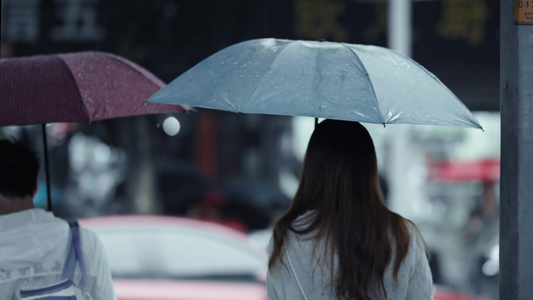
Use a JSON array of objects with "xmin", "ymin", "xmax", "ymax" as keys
[{"xmin": 269, "ymin": 120, "xmax": 418, "ymax": 299}]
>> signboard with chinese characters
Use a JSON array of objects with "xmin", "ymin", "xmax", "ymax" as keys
[
  {"xmin": 1, "ymin": 0, "xmax": 106, "ymax": 45},
  {"xmin": 0, "ymin": 0, "xmax": 499, "ymax": 110},
  {"xmin": 514, "ymin": 0, "xmax": 533, "ymax": 24}
]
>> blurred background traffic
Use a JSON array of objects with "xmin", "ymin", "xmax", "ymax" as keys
[{"xmin": 1, "ymin": 1, "xmax": 499, "ymax": 299}]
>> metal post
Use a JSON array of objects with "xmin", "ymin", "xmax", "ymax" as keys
[
  {"xmin": 386, "ymin": 0, "xmax": 413, "ymax": 216},
  {"xmin": 500, "ymin": 0, "xmax": 533, "ymax": 298},
  {"xmin": 388, "ymin": 0, "xmax": 412, "ymax": 57}
]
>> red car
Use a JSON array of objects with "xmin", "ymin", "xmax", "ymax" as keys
[
  {"xmin": 80, "ymin": 215, "xmax": 267, "ymax": 300},
  {"xmin": 434, "ymin": 285, "xmax": 488, "ymax": 300}
]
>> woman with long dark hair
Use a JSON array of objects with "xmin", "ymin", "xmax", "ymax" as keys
[{"xmin": 267, "ymin": 120, "xmax": 433, "ymax": 299}]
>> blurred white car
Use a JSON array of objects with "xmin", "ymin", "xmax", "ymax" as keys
[{"xmin": 80, "ymin": 215, "xmax": 267, "ymax": 300}]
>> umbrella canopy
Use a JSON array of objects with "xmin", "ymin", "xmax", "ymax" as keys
[
  {"xmin": 0, "ymin": 51, "xmax": 190, "ymax": 211},
  {"xmin": 147, "ymin": 38, "xmax": 482, "ymax": 130},
  {"xmin": 0, "ymin": 51, "xmax": 188, "ymax": 126}
]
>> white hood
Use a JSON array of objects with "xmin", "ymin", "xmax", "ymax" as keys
[{"xmin": 0, "ymin": 208, "xmax": 69, "ymax": 270}]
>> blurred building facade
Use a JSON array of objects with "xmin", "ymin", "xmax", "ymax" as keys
[
  {"xmin": 2, "ymin": 0, "xmax": 499, "ymax": 107},
  {"xmin": 1, "ymin": 2, "xmax": 499, "ymax": 297}
]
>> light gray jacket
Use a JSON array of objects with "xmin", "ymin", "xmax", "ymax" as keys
[
  {"xmin": 0, "ymin": 208, "xmax": 117, "ymax": 300},
  {"xmin": 266, "ymin": 215, "xmax": 433, "ymax": 300}
]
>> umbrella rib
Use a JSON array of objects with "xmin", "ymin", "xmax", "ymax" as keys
[
  {"xmin": 394, "ymin": 51, "xmax": 483, "ymax": 130},
  {"xmin": 387, "ymin": 49, "xmax": 459, "ymax": 99},
  {"xmin": 106, "ymin": 54, "xmax": 164, "ymax": 89},
  {"xmin": 105, "ymin": 54, "xmax": 167, "ymax": 112},
  {"xmin": 243, "ymin": 42, "xmax": 292, "ymax": 112},
  {"xmin": 340, "ymin": 43, "xmax": 386, "ymax": 125},
  {"xmin": 99, "ymin": 52, "xmax": 190, "ymax": 114},
  {"xmin": 57, "ymin": 56, "xmax": 92, "ymax": 123}
]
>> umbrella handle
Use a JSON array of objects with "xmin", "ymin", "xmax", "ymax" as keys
[{"xmin": 41, "ymin": 124, "xmax": 52, "ymax": 211}]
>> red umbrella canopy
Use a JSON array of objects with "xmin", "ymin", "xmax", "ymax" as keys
[{"xmin": 0, "ymin": 51, "xmax": 189, "ymax": 126}]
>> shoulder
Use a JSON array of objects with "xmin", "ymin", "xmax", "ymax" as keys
[
  {"xmin": 79, "ymin": 226, "xmax": 99, "ymax": 240},
  {"xmin": 403, "ymin": 220, "xmax": 429, "ymax": 259},
  {"xmin": 404, "ymin": 220, "xmax": 425, "ymax": 243},
  {"xmin": 78, "ymin": 226, "xmax": 106, "ymax": 253},
  {"xmin": 267, "ymin": 229, "xmax": 298, "ymax": 254}
]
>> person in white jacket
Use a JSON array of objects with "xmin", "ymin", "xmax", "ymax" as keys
[
  {"xmin": 267, "ymin": 120, "xmax": 433, "ymax": 300},
  {"xmin": 0, "ymin": 139, "xmax": 117, "ymax": 300}
]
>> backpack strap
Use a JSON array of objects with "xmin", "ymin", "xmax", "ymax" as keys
[{"xmin": 61, "ymin": 219, "xmax": 88, "ymax": 291}]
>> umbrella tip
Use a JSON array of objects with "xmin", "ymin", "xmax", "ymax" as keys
[{"xmin": 383, "ymin": 123, "xmax": 386, "ymax": 128}]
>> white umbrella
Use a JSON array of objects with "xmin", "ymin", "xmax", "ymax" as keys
[{"xmin": 147, "ymin": 38, "xmax": 482, "ymax": 130}]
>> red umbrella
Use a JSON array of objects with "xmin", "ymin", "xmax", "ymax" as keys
[
  {"xmin": 0, "ymin": 51, "xmax": 188, "ymax": 125},
  {"xmin": 0, "ymin": 51, "xmax": 191, "ymax": 210}
]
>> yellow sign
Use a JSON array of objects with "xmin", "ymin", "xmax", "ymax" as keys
[{"xmin": 514, "ymin": 0, "xmax": 533, "ymax": 24}]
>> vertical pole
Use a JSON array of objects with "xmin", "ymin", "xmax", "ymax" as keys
[
  {"xmin": 388, "ymin": 0, "xmax": 412, "ymax": 57},
  {"xmin": 41, "ymin": 124, "xmax": 52, "ymax": 211},
  {"xmin": 500, "ymin": 1, "xmax": 533, "ymax": 299},
  {"xmin": 386, "ymin": 0, "xmax": 413, "ymax": 216}
]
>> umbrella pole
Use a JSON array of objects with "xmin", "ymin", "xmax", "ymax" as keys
[
  {"xmin": 41, "ymin": 124, "xmax": 52, "ymax": 212},
  {"xmin": 315, "ymin": 117, "xmax": 318, "ymax": 128}
]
